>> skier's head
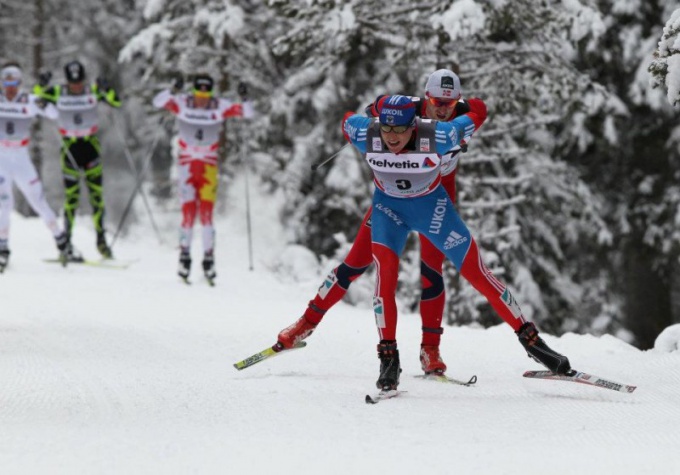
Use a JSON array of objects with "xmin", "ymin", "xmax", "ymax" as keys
[
  {"xmin": 64, "ymin": 61, "xmax": 86, "ymax": 94},
  {"xmin": 193, "ymin": 74, "xmax": 214, "ymax": 98},
  {"xmin": 377, "ymin": 95, "xmax": 416, "ymax": 153},
  {"xmin": 425, "ymin": 69, "xmax": 461, "ymax": 121},
  {"xmin": 1, "ymin": 62, "xmax": 22, "ymax": 99},
  {"xmin": 64, "ymin": 60, "xmax": 86, "ymax": 84}
]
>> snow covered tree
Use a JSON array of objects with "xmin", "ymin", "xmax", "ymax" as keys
[{"xmin": 650, "ymin": 8, "xmax": 680, "ymax": 106}]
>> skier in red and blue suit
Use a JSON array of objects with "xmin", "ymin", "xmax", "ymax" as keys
[
  {"xmin": 277, "ymin": 70, "xmax": 489, "ymax": 376},
  {"xmin": 342, "ymin": 95, "xmax": 571, "ymax": 390}
]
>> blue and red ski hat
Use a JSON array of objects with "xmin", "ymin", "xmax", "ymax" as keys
[{"xmin": 378, "ymin": 95, "xmax": 416, "ymax": 127}]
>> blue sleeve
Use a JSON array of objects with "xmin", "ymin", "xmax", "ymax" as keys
[
  {"xmin": 343, "ymin": 114, "xmax": 372, "ymax": 154},
  {"xmin": 435, "ymin": 116, "xmax": 476, "ymax": 156}
]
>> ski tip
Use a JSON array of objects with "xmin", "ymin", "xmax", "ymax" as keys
[{"xmin": 365, "ymin": 395, "xmax": 378, "ymax": 404}]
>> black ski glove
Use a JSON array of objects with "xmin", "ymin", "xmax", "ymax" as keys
[
  {"xmin": 172, "ymin": 76, "xmax": 184, "ymax": 94},
  {"xmin": 237, "ymin": 81, "xmax": 248, "ymax": 99},
  {"xmin": 96, "ymin": 77, "xmax": 110, "ymax": 92}
]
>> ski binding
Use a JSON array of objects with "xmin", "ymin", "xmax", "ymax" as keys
[{"xmin": 365, "ymin": 389, "xmax": 406, "ymax": 404}]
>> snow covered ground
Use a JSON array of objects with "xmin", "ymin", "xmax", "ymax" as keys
[{"xmin": 2, "ymin": 175, "xmax": 680, "ymax": 475}]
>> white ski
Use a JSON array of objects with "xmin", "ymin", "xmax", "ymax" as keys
[{"xmin": 523, "ymin": 369, "xmax": 637, "ymax": 394}]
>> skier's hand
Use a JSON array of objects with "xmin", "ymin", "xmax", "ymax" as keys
[
  {"xmin": 172, "ymin": 76, "xmax": 184, "ymax": 94},
  {"xmin": 35, "ymin": 97, "xmax": 47, "ymax": 109},
  {"xmin": 96, "ymin": 77, "xmax": 110, "ymax": 92},
  {"xmin": 38, "ymin": 71, "xmax": 52, "ymax": 87},
  {"xmin": 366, "ymin": 94, "xmax": 388, "ymax": 117},
  {"xmin": 237, "ymin": 81, "xmax": 248, "ymax": 100}
]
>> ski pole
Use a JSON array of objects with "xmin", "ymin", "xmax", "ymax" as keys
[
  {"xmin": 241, "ymin": 121, "xmax": 254, "ymax": 271},
  {"xmin": 110, "ymin": 116, "xmax": 165, "ymax": 249},
  {"xmin": 310, "ymin": 143, "xmax": 350, "ymax": 171},
  {"xmin": 110, "ymin": 112, "xmax": 164, "ymax": 244}
]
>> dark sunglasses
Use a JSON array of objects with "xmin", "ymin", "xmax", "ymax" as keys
[
  {"xmin": 379, "ymin": 124, "xmax": 412, "ymax": 133},
  {"xmin": 427, "ymin": 96, "xmax": 458, "ymax": 108}
]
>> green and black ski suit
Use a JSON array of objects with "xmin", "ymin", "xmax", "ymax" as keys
[{"xmin": 33, "ymin": 83, "xmax": 120, "ymax": 244}]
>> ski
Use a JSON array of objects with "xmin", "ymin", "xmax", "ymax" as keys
[
  {"xmin": 523, "ymin": 369, "xmax": 637, "ymax": 394},
  {"xmin": 44, "ymin": 258, "xmax": 136, "ymax": 269},
  {"xmin": 365, "ymin": 389, "xmax": 406, "ymax": 404},
  {"xmin": 415, "ymin": 373, "xmax": 478, "ymax": 386},
  {"xmin": 233, "ymin": 341, "xmax": 307, "ymax": 371}
]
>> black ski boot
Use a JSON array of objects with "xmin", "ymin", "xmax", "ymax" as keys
[
  {"xmin": 376, "ymin": 341, "xmax": 402, "ymax": 390},
  {"xmin": 96, "ymin": 232, "xmax": 113, "ymax": 259},
  {"xmin": 202, "ymin": 252, "xmax": 216, "ymax": 283},
  {"xmin": 178, "ymin": 249, "xmax": 191, "ymax": 282},
  {"xmin": 0, "ymin": 249, "xmax": 10, "ymax": 273},
  {"xmin": 517, "ymin": 322, "xmax": 571, "ymax": 375},
  {"xmin": 55, "ymin": 232, "xmax": 83, "ymax": 265}
]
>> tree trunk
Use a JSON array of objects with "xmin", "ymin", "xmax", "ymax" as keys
[{"xmin": 624, "ymin": 240, "xmax": 672, "ymax": 349}]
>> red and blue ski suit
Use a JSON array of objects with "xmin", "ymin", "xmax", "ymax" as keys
[
  {"xmin": 300, "ymin": 97, "xmax": 493, "ymax": 347},
  {"xmin": 343, "ymin": 114, "xmax": 527, "ymax": 341}
]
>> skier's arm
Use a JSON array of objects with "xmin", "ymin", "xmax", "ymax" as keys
[
  {"xmin": 221, "ymin": 82, "xmax": 254, "ymax": 119},
  {"xmin": 220, "ymin": 99, "xmax": 255, "ymax": 119},
  {"xmin": 32, "ymin": 84, "xmax": 59, "ymax": 104},
  {"xmin": 435, "ymin": 116, "xmax": 475, "ymax": 157},
  {"xmin": 152, "ymin": 89, "xmax": 180, "ymax": 114},
  {"xmin": 460, "ymin": 97, "xmax": 487, "ymax": 131},
  {"xmin": 29, "ymin": 94, "xmax": 58, "ymax": 120},
  {"xmin": 94, "ymin": 78, "xmax": 121, "ymax": 108},
  {"xmin": 342, "ymin": 113, "xmax": 371, "ymax": 154}
]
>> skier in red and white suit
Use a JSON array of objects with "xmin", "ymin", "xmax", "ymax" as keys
[
  {"xmin": 0, "ymin": 62, "xmax": 69, "ymax": 271},
  {"xmin": 277, "ymin": 70, "xmax": 487, "ymax": 375},
  {"xmin": 153, "ymin": 75, "xmax": 253, "ymax": 282}
]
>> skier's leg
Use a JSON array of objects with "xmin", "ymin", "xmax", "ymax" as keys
[
  {"xmin": 306, "ymin": 208, "xmax": 374, "ymax": 321},
  {"xmin": 277, "ymin": 208, "xmax": 374, "ymax": 348},
  {"xmin": 418, "ymin": 234, "xmax": 448, "ymax": 374},
  {"xmin": 370, "ymin": 193, "xmax": 409, "ymax": 390},
  {"xmin": 197, "ymin": 162, "xmax": 217, "ymax": 279},
  {"xmin": 178, "ymin": 162, "xmax": 197, "ymax": 252},
  {"xmin": 61, "ymin": 141, "xmax": 82, "ymax": 237},
  {"xmin": 0, "ymin": 161, "xmax": 15, "ymax": 244},
  {"xmin": 12, "ymin": 148, "xmax": 60, "ymax": 236},
  {"xmin": 418, "ymin": 189, "xmax": 571, "ymax": 374},
  {"xmin": 177, "ymin": 162, "xmax": 197, "ymax": 279}
]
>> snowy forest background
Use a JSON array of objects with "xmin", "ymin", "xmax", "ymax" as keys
[{"xmin": 2, "ymin": 0, "xmax": 680, "ymax": 350}]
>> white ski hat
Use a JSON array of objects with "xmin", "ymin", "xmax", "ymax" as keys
[
  {"xmin": 1, "ymin": 65, "xmax": 22, "ymax": 82},
  {"xmin": 425, "ymin": 69, "xmax": 461, "ymax": 100}
]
